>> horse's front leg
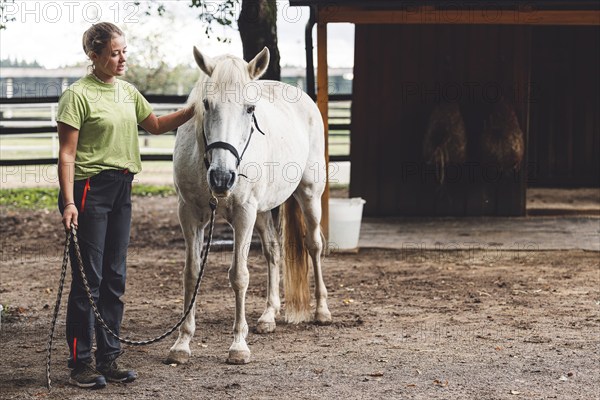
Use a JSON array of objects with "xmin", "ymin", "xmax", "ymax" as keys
[
  {"xmin": 167, "ymin": 203, "xmax": 207, "ymax": 364},
  {"xmin": 226, "ymin": 205, "xmax": 257, "ymax": 364}
]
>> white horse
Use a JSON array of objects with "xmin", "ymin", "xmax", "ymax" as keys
[{"xmin": 167, "ymin": 47, "xmax": 332, "ymax": 365}]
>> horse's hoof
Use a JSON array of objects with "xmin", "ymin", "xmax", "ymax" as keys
[
  {"xmin": 314, "ymin": 310, "xmax": 332, "ymax": 326},
  {"xmin": 226, "ymin": 350, "xmax": 251, "ymax": 365},
  {"xmin": 166, "ymin": 350, "xmax": 190, "ymax": 365},
  {"xmin": 255, "ymin": 321, "xmax": 276, "ymax": 334}
]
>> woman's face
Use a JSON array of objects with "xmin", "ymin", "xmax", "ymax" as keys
[{"xmin": 92, "ymin": 35, "xmax": 127, "ymax": 78}]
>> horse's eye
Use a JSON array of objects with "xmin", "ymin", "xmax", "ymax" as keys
[
  {"xmin": 246, "ymin": 105, "xmax": 255, "ymax": 114},
  {"xmin": 203, "ymin": 99, "xmax": 209, "ymax": 110}
]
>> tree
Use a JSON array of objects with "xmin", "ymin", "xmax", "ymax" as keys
[
  {"xmin": 181, "ymin": 0, "xmax": 282, "ymax": 80},
  {"xmin": 1, "ymin": 0, "xmax": 282, "ymax": 80},
  {"xmin": 122, "ymin": 24, "xmax": 198, "ymax": 94},
  {"xmin": 138, "ymin": 0, "xmax": 281, "ymax": 80},
  {"xmin": 1, "ymin": 57, "xmax": 41, "ymax": 68},
  {"xmin": 237, "ymin": 0, "xmax": 280, "ymax": 80},
  {"xmin": 0, "ymin": 0, "xmax": 15, "ymax": 30}
]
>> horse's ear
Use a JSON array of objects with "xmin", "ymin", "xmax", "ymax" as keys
[
  {"xmin": 193, "ymin": 46, "xmax": 215, "ymax": 77},
  {"xmin": 247, "ymin": 47, "xmax": 270, "ymax": 80}
]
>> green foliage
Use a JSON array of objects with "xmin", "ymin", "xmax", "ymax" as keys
[
  {"xmin": 122, "ymin": 24, "xmax": 199, "ymax": 94},
  {"xmin": 121, "ymin": 0, "xmax": 239, "ymax": 43},
  {"xmin": 126, "ymin": 63, "xmax": 199, "ymax": 95},
  {"xmin": 0, "ymin": 188, "xmax": 58, "ymax": 209},
  {"xmin": 0, "ymin": 0, "xmax": 240, "ymax": 41},
  {"xmin": 131, "ymin": 184, "xmax": 176, "ymax": 197},
  {"xmin": 134, "ymin": 0, "xmax": 166, "ymax": 17},
  {"xmin": 0, "ymin": 0, "xmax": 15, "ymax": 30},
  {"xmin": 190, "ymin": 0, "xmax": 239, "ymax": 43},
  {"xmin": 0, "ymin": 185, "xmax": 175, "ymax": 209},
  {"xmin": 0, "ymin": 57, "xmax": 42, "ymax": 68}
]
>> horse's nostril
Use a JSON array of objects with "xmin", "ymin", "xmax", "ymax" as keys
[
  {"xmin": 226, "ymin": 172, "xmax": 236, "ymax": 189},
  {"xmin": 209, "ymin": 170, "xmax": 218, "ymax": 188},
  {"xmin": 209, "ymin": 169, "xmax": 236, "ymax": 193}
]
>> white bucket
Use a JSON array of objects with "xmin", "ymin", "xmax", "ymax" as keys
[{"xmin": 329, "ymin": 198, "xmax": 366, "ymax": 250}]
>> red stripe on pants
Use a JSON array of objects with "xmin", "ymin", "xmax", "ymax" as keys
[{"xmin": 80, "ymin": 178, "xmax": 90, "ymax": 212}]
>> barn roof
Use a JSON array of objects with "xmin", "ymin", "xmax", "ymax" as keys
[{"xmin": 289, "ymin": 1, "xmax": 600, "ymax": 10}]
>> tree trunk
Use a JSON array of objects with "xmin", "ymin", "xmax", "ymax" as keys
[{"xmin": 238, "ymin": 0, "xmax": 281, "ymax": 81}]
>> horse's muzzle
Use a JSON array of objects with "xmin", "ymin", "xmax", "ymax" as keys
[{"xmin": 209, "ymin": 168, "xmax": 236, "ymax": 195}]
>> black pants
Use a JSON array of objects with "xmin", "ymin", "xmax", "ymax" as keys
[{"xmin": 58, "ymin": 169, "xmax": 134, "ymax": 368}]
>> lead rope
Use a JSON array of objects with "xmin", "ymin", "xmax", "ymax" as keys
[
  {"xmin": 46, "ymin": 196, "xmax": 218, "ymax": 390},
  {"xmin": 46, "ymin": 222, "xmax": 71, "ymax": 390}
]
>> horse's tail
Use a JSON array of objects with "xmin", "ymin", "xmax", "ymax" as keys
[{"xmin": 280, "ymin": 196, "xmax": 311, "ymax": 324}]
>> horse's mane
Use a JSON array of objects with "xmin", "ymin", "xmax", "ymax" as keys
[
  {"xmin": 187, "ymin": 54, "xmax": 253, "ymax": 131},
  {"xmin": 211, "ymin": 55, "xmax": 251, "ymax": 87},
  {"xmin": 188, "ymin": 55, "xmax": 251, "ymax": 106}
]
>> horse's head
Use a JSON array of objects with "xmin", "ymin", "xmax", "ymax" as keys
[{"xmin": 193, "ymin": 46, "xmax": 270, "ymax": 197}]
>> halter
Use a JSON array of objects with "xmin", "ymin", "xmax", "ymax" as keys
[{"xmin": 203, "ymin": 113, "xmax": 266, "ymax": 170}]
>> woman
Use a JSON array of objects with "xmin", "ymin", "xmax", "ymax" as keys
[{"xmin": 57, "ymin": 22, "xmax": 194, "ymax": 389}]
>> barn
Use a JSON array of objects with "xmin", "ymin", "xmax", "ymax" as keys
[
  {"xmin": 290, "ymin": 0, "xmax": 599, "ymax": 221},
  {"xmin": 2, "ymin": 3, "xmax": 600, "ymax": 398}
]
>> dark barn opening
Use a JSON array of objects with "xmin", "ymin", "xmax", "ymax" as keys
[
  {"xmin": 350, "ymin": 24, "xmax": 599, "ymax": 217},
  {"xmin": 291, "ymin": 1, "xmax": 599, "ymax": 222}
]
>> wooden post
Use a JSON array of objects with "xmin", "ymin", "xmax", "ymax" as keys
[{"xmin": 317, "ymin": 18, "xmax": 329, "ymax": 239}]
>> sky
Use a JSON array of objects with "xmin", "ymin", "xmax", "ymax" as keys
[{"xmin": 0, "ymin": 0, "xmax": 355, "ymax": 69}]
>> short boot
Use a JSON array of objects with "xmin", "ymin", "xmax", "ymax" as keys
[
  {"xmin": 97, "ymin": 355, "xmax": 137, "ymax": 383},
  {"xmin": 69, "ymin": 362, "xmax": 107, "ymax": 389}
]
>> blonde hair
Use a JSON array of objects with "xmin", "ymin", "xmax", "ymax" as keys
[{"xmin": 82, "ymin": 22, "xmax": 124, "ymax": 58}]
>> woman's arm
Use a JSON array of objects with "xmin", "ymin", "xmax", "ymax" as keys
[
  {"xmin": 57, "ymin": 122, "xmax": 80, "ymax": 230},
  {"xmin": 139, "ymin": 105, "xmax": 195, "ymax": 135}
]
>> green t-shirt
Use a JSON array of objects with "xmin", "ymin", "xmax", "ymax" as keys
[{"xmin": 56, "ymin": 75, "xmax": 153, "ymax": 180}]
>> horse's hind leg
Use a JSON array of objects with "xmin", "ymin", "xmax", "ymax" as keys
[
  {"xmin": 254, "ymin": 211, "xmax": 281, "ymax": 334},
  {"xmin": 226, "ymin": 205, "xmax": 257, "ymax": 364},
  {"xmin": 167, "ymin": 202, "xmax": 208, "ymax": 364},
  {"xmin": 295, "ymin": 184, "xmax": 332, "ymax": 325}
]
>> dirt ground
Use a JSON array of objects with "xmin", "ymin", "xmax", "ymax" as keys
[{"xmin": 1, "ymin": 195, "xmax": 599, "ymax": 400}]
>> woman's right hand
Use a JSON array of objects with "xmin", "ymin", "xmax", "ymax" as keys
[{"xmin": 62, "ymin": 203, "xmax": 79, "ymax": 231}]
